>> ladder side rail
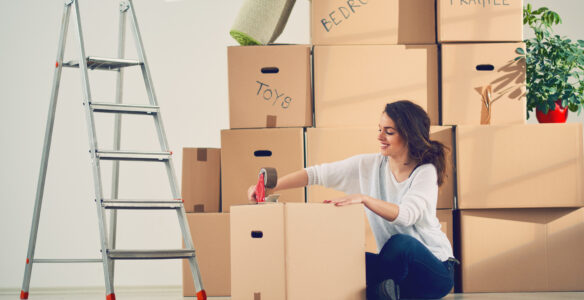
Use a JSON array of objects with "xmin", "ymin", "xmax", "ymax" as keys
[
  {"xmin": 20, "ymin": 2, "xmax": 74, "ymax": 298},
  {"xmin": 72, "ymin": 0, "xmax": 115, "ymax": 295},
  {"xmin": 126, "ymin": 1, "xmax": 205, "ymax": 295},
  {"xmin": 125, "ymin": 0, "xmax": 180, "ymax": 198},
  {"xmin": 108, "ymin": 1, "xmax": 129, "ymax": 284}
]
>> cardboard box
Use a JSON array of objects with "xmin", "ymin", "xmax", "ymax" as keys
[
  {"xmin": 365, "ymin": 209, "xmax": 454, "ymax": 254},
  {"xmin": 181, "ymin": 148, "xmax": 220, "ymax": 213},
  {"xmin": 456, "ymin": 124, "xmax": 584, "ymax": 209},
  {"xmin": 437, "ymin": 0, "xmax": 523, "ymax": 42},
  {"xmin": 311, "ymin": 0, "xmax": 435, "ymax": 45},
  {"xmin": 228, "ymin": 45, "xmax": 312, "ymax": 129},
  {"xmin": 441, "ymin": 43, "xmax": 526, "ymax": 125},
  {"xmin": 183, "ymin": 213, "xmax": 230, "ymax": 297},
  {"xmin": 231, "ymin": 203, "xmax": 366, "ymax": 300},
  {"xmin": 456, "ymin": 208, "xmax": 584, "ymax": 292},
  {"xmin": 221, "ymin": 128, "xmax": 305, "ymax": 212},
  {"xmin": 314, "ymin": 45, "xmax": 439, "ymax": 127},
  {"xmin": 305, "ymin": 126, "xmax": 454, "ymax": 209}
]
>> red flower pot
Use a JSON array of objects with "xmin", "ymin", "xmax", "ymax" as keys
[{"xmin": 536, "ymin": 99, "xmax": 569, "ymax": 123}]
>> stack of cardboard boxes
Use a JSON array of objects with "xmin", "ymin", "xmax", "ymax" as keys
[
  {"xmin": 181, "ymin": 148, "xmax": 231, "ymax": 297},
  {"xmin": 310, "ymin": 0, "xmax": 455, "ymax": 258},
  {"xmin": 181, "ymin": 0, "xmax": 584, "ymax": 297},
  {"xmin": 437, "ymin": 0, "xmax": 584, "ymax": 293}
]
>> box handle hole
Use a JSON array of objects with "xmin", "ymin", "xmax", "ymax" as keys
[
  {"xmin": 476, "ymin": 64, "xmax": 495, "ymax": 71},
  {"xmin": 251, "ymin": 231, "xmax": 263, "ymax": 238},
  {"xmin": 261, "ymin": 67, "xmax": 279, "ymax": 74},
  {"xmin": 254, "ymin": 150, "xmax": 272, "ymax": 157}
]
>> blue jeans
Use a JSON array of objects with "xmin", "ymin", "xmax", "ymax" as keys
[{"xmin": 366, "ymin": 234, "xmax": 454, "ymax": 299}]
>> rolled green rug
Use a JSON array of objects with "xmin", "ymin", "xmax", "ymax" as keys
[{"xmin": 230, "ymin": 0, "xmax": 297, "ymax": 45}]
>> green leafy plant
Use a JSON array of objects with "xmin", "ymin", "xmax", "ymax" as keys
[{"xmin": 518, "ymin": 4, "xmax": 584, "ymax": 117}]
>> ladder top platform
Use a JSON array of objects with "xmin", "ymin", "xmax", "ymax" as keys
[{"xmin": 62, "ymin": 57, "xmax": 142, "ymax": 70}]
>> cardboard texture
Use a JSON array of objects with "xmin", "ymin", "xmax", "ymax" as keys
[
  {"xmin": 441, "ymin": 43, "xmax": 526, "ymax": 125},
  {"xmin": 181, "ymin": 148, "xmax": 221, "ymax": 213},
  {"xmin": 311, "ymin": 0, "xmax": 435, "ymax": 45},
  {"xmin": 227, "ymin": 45, "xmax": 312, "ymax": 129},
  {"xmin": 437, "ymin": 0, "xmax": 523, "ymax": 42},
  {"xmin": 457, "ymin": 208, "xmax": 584, "ymax": 292},
  {"xmin": 221, "ymin": 128, "xmax": 305, "ymax": 212},
  {"xmin": 314, "ymin": 45, "xmax": 439, "ymax": 127},
  {"xmin": 182, "ymin": 213, "xmax": 230, "ymax": 297},
  {"xmin": 305, "ymin": 126, "xmax": 454, "ymax": 209},
  {"xmin": 456, "ymin": 124, "xmax": 584, "ymax": 209},
  {"xmin": 230, "ymin": 203, "xmax": 366, "ymax": 300}
]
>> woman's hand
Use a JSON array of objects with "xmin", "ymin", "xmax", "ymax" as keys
[
  {"xmin": 324, "ymin": 194, "xmax": 369, "ymax": 206},
  {"xmin": 247, "ymin": 185, "xmax": 258, "ymax": 203}
]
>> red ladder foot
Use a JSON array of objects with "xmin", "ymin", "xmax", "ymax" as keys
[
  {"xmin": 20, "ymin": 290, "xmax": 29, "ymax": 299},
  {"xmin": 106, "ymin": 293, "xmax": 116, "ymax": 300},
  {"xmin": 196, "ymin": 290, "xmax": 207, "ymax": 300}
]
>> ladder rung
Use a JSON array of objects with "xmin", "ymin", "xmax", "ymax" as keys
[
  {"xmin": 95, "ymin": 150, "xmax": 171, "ymax": 161},
  {"xmin": 101, "ymin": 199, "xmax": 183, "ymax": 210},
  {"xmin": 33, "ymin": 258, "xmax": 103, "ymax": 263},
  {"xmin": 90, "ymin": 102, "xmax": 159, "ymax": 115},
  {"xmin": 107, "ymin": 249, "xmax": 195, "ymax": 260},
  {"xmin": 62, "ymin": 57, "xmax": 142, "ymax": 70}
]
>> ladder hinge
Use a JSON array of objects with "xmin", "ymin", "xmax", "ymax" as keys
[
  {"xmin": 120, "ymin": 1, "xmax": 130, "ymax": 12},
  {"xmin": 65, "ymin": 0, "xmax": 74, "ymax": 6}
]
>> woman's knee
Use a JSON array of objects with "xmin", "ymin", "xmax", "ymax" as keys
[{"xmin": 379, "ymin": 234, "xmax": 419, "ymax": 260}]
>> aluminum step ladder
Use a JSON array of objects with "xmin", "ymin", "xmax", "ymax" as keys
[{"xmin": 20, "ymin": 1, "xmax": 206, "ymax": 299}]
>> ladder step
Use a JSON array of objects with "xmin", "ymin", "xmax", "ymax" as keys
[
  {"xmin": 101, "ymin": 199, "xmax": 183, "ymax": 210},
  {"xmin": 62, "ymin": 56, "xmax": 142, "ymax": 70},
  {"xmin": 90, "ymin": 102, "xmax": 159, "ymax": 115},
  {"xmin": 95, "ymin": 150, "xmax": 171, "ymax": 161},
  {"xmin": 33, "ymin": 258, "xmax": 102, "ymax": 263},
  {"xmin": 107, "ymin": 249, "xmax": 195, "ymax": 260}
]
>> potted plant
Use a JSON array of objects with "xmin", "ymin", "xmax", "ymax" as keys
[{"xmin": 518, "ymin": 4, "xmax": 584, "ymax": 123}]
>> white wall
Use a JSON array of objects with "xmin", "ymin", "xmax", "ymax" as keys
[
  {"xmin": 0, "ymin": 0, "xmax": 309, "ymax": 290},
  {"xmin": 1, "ymin": 0, "xmax": 582, "ymax": 291}
]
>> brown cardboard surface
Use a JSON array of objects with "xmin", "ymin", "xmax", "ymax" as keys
[
  {"xmin": 181, "ymin": 148, "xmax": 221, "ymax": 213},
  {"xmin": 311, "ymin": 0, "xmax": 435, "ymax": 45},
  {"xmin": 314, "ymin": 45, "xmax": 439, "ymax": 127},
  {"xmin": 441, "ymin": 43, "xmax": 526, "ymax": 125},
  {"xmin": 231, "ymin": 203, "xmax": 366, "ymax": 300},
  {"xmin": 456, "ymin": 124, "xmax": 584, "ymax": 209},
  {"xmin": 437, "ymin": 0, "xmax": 523, "ymax": 42},
  {"xmin": 221, "ymin": 128, "xmax": 305, "ymax": 212},
  {"xmin": 227, "ymin": 45, "xmax": 312, "ymax": 129},
  {"xmin": 457, "ymin": 208, "xmax": 584, "ymax": 292},
  {"xmin": 182, "ymin": 213, "xmax": 230, "ymax": 297},
  {"xmin": 305, "ymin": 126, "xmax": 454, "ymax": 209}
]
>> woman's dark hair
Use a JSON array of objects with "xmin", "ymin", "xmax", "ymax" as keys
[{"xmin": 384, "ymin": 100, "xmax": 448, "ymax": 186}]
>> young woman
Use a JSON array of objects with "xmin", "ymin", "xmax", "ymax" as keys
[{"xmin": 248, "ymin": 100, "xmax": 457, "ymax": 300}]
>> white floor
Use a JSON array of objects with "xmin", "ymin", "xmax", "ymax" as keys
[{"xmin": 1, "ymin": 288, "xmax": 583, "ymax": 300}]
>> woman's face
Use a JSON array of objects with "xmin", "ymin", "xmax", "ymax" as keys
[{"xmin": 378, "ymin": 112, "xmax": 408, "ymax": 158}]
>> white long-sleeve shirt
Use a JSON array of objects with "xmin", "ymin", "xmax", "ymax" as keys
[{"xmin": 305, "ymin": 153, "xmax": 453, "ymax": 262}]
